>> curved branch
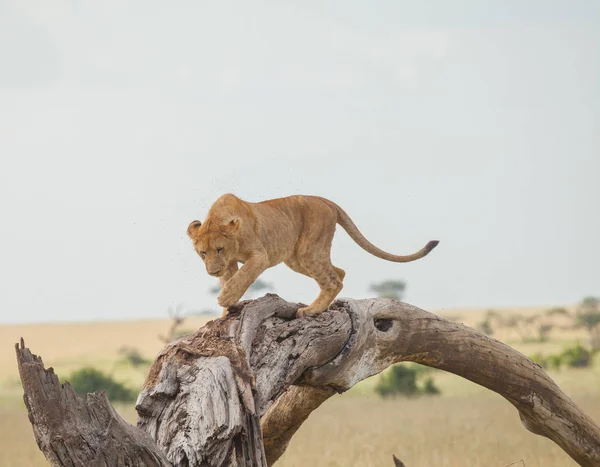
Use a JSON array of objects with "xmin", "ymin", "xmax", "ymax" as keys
[
  {"xmin": 16, "ymin": 295, "xmax": 600, "ymax": 467},
  {"xmin": 261, "ymin": 385, "xmax": 336, "ymax": 465},
  {"xmin": 303, "ymin": 299, "xmax": 600, "ymax": 467}
]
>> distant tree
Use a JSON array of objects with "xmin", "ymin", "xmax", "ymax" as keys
[
  {"xmin": 576, "ymin": 312, "xmax": 600, "ymax": 331},
  {"xmin": 159, "ymin": 304, "xmax": 192, "ymax": 344},
  {"xmin": 581, "ymin": 296, "xmax": 600, "ymax": 310},
  {"xmin": 537, "ymin": 323, "xmax": 554, "ymax": 343},
  {"xmin": 574, "ymin": 296, "xmax": 600, "ymax": 350},
  {"xmin": 370, "ymin": 280, "xmax": 406, "ymax": 301},
  {"xmin": 477, "ymin": 318, "xmax": 494, "ymax": 336},
  {"xmin": 117, "ymin": 346, "xmax": 151, "ymax": 368}
]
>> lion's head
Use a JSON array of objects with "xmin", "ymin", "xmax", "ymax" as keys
[{"xmin": 186, "ymin": 218, "xmax": 240, "ymax": 277}]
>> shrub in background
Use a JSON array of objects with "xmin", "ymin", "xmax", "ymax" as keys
[
  {"xmin": 529, "ymin": 352, "xmax": 548, "ymax": 369},
  {"xmin": 65, "ymin": 367, "xmax": 137, "ymax": 403},
  {"xmin": 375, "ymin": 364, "xmax": 441, "ymax": 397},
  {"xmin": 376, "ymin": 365, "xmax": 417, "ymax": 397},
  {"xmin": 547, "ymin": 354, "xmax": 564, "ymax": 370},
  {"xmin": 422, "ymin": 376, "xmax": 441, "ymax": 395},
  {"xmin": 528, "ymin": 342, "xmax": 594, "ymax": 370},
  {"xmin": 560, "ymin": 343, "xmax": 592, "ymax": 368}
]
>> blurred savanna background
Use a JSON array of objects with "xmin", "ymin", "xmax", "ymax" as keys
[{"xmin": 0, "ymin": 1, "xmax": 598, "ymax": 466}]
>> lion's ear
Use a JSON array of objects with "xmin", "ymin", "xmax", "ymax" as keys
[
  {"xmin": 187, "ymin": 220, "xmax": 202, "ymax": 238},
  {"xmin": 221, "ymin": 216, "xmax": 241, "ymax": 235}
]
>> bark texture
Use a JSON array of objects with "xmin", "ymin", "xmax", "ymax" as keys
[
  {"xmin": 136, "ymin": 296, "xmax": 351, "ymax": 466},
  {"xmin": 15, "ymin": 338, "xmax": 170, "ymax": 467},
  {"xmin": 16, "ymin": 294, "xmax": 600, "ymax": 467}
]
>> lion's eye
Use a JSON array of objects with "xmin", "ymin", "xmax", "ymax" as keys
[{"xmin": 216, "ymin": 247, "xmax": 224, "ymax": 254}]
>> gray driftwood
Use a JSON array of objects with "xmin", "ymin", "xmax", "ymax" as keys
[
  {"xmin": 16, "ymin": 294, "xmax": 600, "ymax": 467},
  {"xmin": 15, "ymin": 338, "xmax": 170, "ymax": 466}
]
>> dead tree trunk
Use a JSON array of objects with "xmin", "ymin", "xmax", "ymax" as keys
[
  {"xmin": 16, "ymin": 338, "xmax": 170, "ymax": 466},
  {"xmin": 16, "ymin": 295, "xmax": 600, "ymax": 467}
]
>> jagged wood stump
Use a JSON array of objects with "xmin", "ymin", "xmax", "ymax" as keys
[{"xmin": 16, "ymin": 294, "xmax": 600, "ymax": 466}]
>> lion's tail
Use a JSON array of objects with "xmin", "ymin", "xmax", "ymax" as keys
[{"xmin": 316, "ymin": 197, "xmax": 439, "ymax": 263}]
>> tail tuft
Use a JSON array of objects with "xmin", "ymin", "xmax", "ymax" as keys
[{"xmin": 425, "ymin": 240, "xmax": 440, "ymax": 253}]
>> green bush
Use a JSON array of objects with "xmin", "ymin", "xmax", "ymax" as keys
[
  {"xmin": 375, "ymin": 364, "xmax": 441, "ymax": 398},
  {"xmin": 422, "ymin": 377, "xmax": 441, "ymax": 395},
  {"xmin": 65, "ymin": 367, "xmax": 137, "ymax": 403},
  {"xmin": 560, "ymin": 343, "xmax": 592, "ymax": 368},
  {"xmin": 547, "ymin": 354, "xmax": 563, "ymax": 370},
  {"xmin": 376, "ymin": 365, "xmax": 417, "ymax": 397},
  {"xmin": 529, "ymin": 352, "xmax": 548, "ymax": 369},
  {"xmin": 530, "ymin": 343, "xmax": 593, "ymax": 371}
]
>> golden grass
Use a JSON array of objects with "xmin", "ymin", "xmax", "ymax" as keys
[
  {"xmin": 0, "ymin": 407, "xmax": 45, "ymax": 467},
  {"xmin": 0, "ymin": 316, "xmax": 212, "ymax": 396},
  {"xmin": 4, "ymin": 391, "xmax": 597, "ymax": 467},
  {"xmin": 277, "ymin": 392, "xmax": 600, "ymax": 467},
  {"xmin": 1, "ymin": 307, "xmax": 598, "ymax": 466}
]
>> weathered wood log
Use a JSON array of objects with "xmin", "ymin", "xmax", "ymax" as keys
[
  {"xmin": 15, "ymin": 338, "xmax": 171, "ymax": 467},
  {"xmin": 136, "ymin": 296, "xmax": 350, "ymax": 466},
  {"xmin": 16, "ymin": 294, "xmax": 600, "ymax": 467}
]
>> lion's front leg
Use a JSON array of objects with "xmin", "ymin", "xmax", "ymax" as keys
[
  {"xmin": 218, "ymin": 263, "xmax": 239, "ymax": 316},
  {"xmin": 217, "ymin": 253, "xmax": 269, "ymax": 309}
]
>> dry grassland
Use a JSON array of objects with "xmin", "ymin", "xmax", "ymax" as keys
[{"xmin": 1, "ymin": 306, "xmax": 598, "ymax": 467}]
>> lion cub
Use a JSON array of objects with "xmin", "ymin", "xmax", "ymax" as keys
[{"xmin": 187, "ymin": 194, "xmax": 438, "ymax": 318}]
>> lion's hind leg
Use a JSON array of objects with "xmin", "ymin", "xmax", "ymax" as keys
[
  {"xmin": 333, "ymin": 266, "xmax": 346, "ymax": 281},
  {"xmin": 295, "ymin": 258, "xmax": 344, "ymax": 318},
  {"xmin": 291, "ymin": 202, "xmax": 343, "ymax": 318}
]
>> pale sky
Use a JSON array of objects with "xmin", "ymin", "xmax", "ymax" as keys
[{"xmin": 1, "ymin": 0, "xmax": 598, "ymax": 323}]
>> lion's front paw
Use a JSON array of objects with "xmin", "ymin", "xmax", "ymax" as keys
[
  {"xmin": 296, "ymin": 306, "xmax": 325, "ymax": 318},
  {"xmin": 217, "ymin": 286, "xmax": 241, "ymax": 308}
]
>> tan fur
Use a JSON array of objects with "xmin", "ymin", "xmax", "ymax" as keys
[{"xmin": 187, "ymin": 194, "xmax": 438, "ymax": 318}]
